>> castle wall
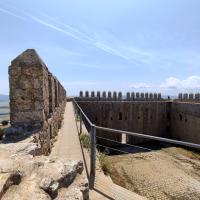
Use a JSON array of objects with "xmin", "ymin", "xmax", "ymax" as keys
[
  {"xmin": 8, "ymin": 49, "xmax": 66, "ymax": 155},
  {"xmin": 78, "ymin": 101, "xmax": 169, "ymax": 146},
  {"xmin": 170, "ymin": 102, "xmax": 200, "ymax": 144},
  {"xmin": 77, "ymin": 91, "xmax": 200, "ymax": 146}
]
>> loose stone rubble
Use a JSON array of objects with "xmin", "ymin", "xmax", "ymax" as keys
[{"xmin": 0, "ymin": 141, "xmax": 88, "ymax": 200}]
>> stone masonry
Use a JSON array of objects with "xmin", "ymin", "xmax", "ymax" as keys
[
  {"xmin": 76, "ymin": 91, "xmax": 200, "ymax": 146},
  {"xmin": 7, "ymin": 49, "xmax": 66, "ymax": 155}
]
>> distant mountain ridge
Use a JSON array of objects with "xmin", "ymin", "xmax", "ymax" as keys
[{"xmin": 0, "ymin": 94, "xmax": 9, "ymax": 102}]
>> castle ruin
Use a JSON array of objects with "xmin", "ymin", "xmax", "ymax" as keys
[
  {"xmin": 7, "ymin": 49, "xmax": 200, "ymax": 152},
  {"xmin": 2, "ymin": 49, "xmax": 200, "ymax": 200},
  {"xmin": 7, "ymin": 49, "xmax": 66, "ymax": 155}
]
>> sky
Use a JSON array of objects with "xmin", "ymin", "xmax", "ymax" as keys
[{"xmin": 0, "ymin": 0, "xmax": 200, "ymax": 96}]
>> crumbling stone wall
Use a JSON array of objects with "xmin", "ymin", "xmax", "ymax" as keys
[{"xmin": 8, "ymin": 49, "xmax": 66, "ymax": 155}]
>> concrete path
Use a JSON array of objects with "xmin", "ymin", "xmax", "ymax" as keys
[
  {"xmin": 50, "ymin": 102, "xmax": 83, "ymax": 160},
  {"xmin": 50, "ymin": 101, "xmax": 146, "ymax": 200}
]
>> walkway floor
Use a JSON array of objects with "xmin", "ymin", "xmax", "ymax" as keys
[{"xmin": 50, "ymin": 102, "xmax": 83, "ymax": 160}]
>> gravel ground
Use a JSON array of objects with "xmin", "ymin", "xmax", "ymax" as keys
[{"xmin": 108, "ymin": 147, "xmax": 200, "ymax": 200}]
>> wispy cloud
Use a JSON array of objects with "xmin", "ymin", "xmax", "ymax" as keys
[
  {"xmin": 40, "ymin": 13, "xmax": 151, "ymax": 64},
  {"xmin": 36, "ymin": 14, "xmax": 147, "ymax": 64},
  {"xmin": 41, "ymin": 13, "xmax": 93, "ymax": 42},
  {"xmin": 0, "ymin": 5, "xmax": 155, "ymax": 65},
  {"xmin": 94, "ymin": 42, "xmax": 130, "ymax": 60},
  {"xmin": 26, "ymin": 13, "xmax": 87, "ymax": 42},
  {"xmin": 1, "ymin": 5, "xmax": 198, "ymax": 72},
  {"xmin": 0, "ymin": 7, "xmax": 26, "ymax": 20}
]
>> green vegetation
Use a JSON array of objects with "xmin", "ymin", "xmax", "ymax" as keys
[
  {"xmin": 76, "ymin": 115, "xmax": 80, "ymax": 122},
  {"xmin": 1, "ymin": 120, "xmax": 9, "ymax": 126},
  {"xmin": 97, "ymin": 152, "xmax": 111, "ymax": 175},
  {"xmin": 80, "ymin": 133, "xmax": 90, "ymax": 150}
]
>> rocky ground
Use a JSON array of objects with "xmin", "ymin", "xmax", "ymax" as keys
[
  {"xmin": 108, "ymin": 146, "xmax": 200, "ymax": 200},
  {"xmin": 0, "ymin": 138, "xmax": 89, "ymax": 200}
]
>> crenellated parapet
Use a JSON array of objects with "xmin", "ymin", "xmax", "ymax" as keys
[
  {"xmin": 176, "ymin": 93, "xmax": 200, "ymax": 102},
  {"xmin": 76, "ymin": 91, "xmax": 162, "ymax": 101},
  {"xmin": 7, "ymin": 49, "xmax": 67, "ymax": 155}
]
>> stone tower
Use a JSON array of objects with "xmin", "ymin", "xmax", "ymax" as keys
[{"xmin": 9, "ymin": 49, "xmax": 50, "ymax": 132}]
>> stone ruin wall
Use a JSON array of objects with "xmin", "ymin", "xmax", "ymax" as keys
[
  {"xmin": 76, "ymin": 91, "xmax": 200, "ymax": 146},
  {"xmin": 8, "ymin": 49, "xmax": 66, "ymax": 155}
]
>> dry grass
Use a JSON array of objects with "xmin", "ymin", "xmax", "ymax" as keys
[
  {"xmin": 97, "ymin": 152, "xmax": 111, "ymax": 175},
  {"xmin": 76, "ymin": 115, "xmax": 80, "ymax": 122},
  {"xmin": 80, "ymin": 133, "xmax": 90, "ymax": 150},
  {"xmin": 107, "ymin": 147, "xmax": 200, "ymax": 200}
]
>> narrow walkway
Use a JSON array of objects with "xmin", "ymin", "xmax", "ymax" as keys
[
  {"xmin": 50, "ymin": 102, "xmax": 83, "ymax": 160},
  {"xmin": 50, "ymin": 102, "xmax": 146, "ymax": 200}
]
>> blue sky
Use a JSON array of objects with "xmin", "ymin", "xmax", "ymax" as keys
[{"xmin": 0, "ymin": 0, "xmax": 200, "ymax": 96}]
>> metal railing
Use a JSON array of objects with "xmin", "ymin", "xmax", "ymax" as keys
[
  {"xmin": 73, "ymin": 98, "xmax": 96, "ymax": 189},
  {"xmin": 73, "ymin": 98, "xmax": 200, "ymax": 189}
]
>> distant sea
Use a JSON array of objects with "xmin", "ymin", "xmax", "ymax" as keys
[{"xmin": 0, "ymin": 101, "xmax": 9, "ymax": 115}]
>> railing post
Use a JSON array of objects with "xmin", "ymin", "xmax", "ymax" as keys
[
  {"xmin": 89, "ymin": 125, "xmax": 96, "ymax": 189},
  {"xmin": 80, "ymin": 112, "xmax": 82, "ymax": 134}
]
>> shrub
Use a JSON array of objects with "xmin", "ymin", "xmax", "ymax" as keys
[
  {"xmin": 98, "ymin": 152, "xmax": 111, "ymax": 175},
  {"xmin": 1, "ymin": 120, "xmax": 9, "ymax": 126},
  {"xmin": 80, "ymin": 133, "xmax": 90, "ymax": 150}
]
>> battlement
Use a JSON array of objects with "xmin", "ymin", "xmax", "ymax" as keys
[
  {"xmin": 76, "ymin": 91, "xmax": 162, "ymax": 101},
  {"xmin": 176, "ymin": 93, "xmax": 200, "ymax": 102},
  {"xmin": 77, "ymin": 91, "xmax": 200, "ymax": 103}
]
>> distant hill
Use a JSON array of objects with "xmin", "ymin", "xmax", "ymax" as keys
[{"xmin": 0, "ymin": 94, "xmax": 9, "ymax": 102}]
